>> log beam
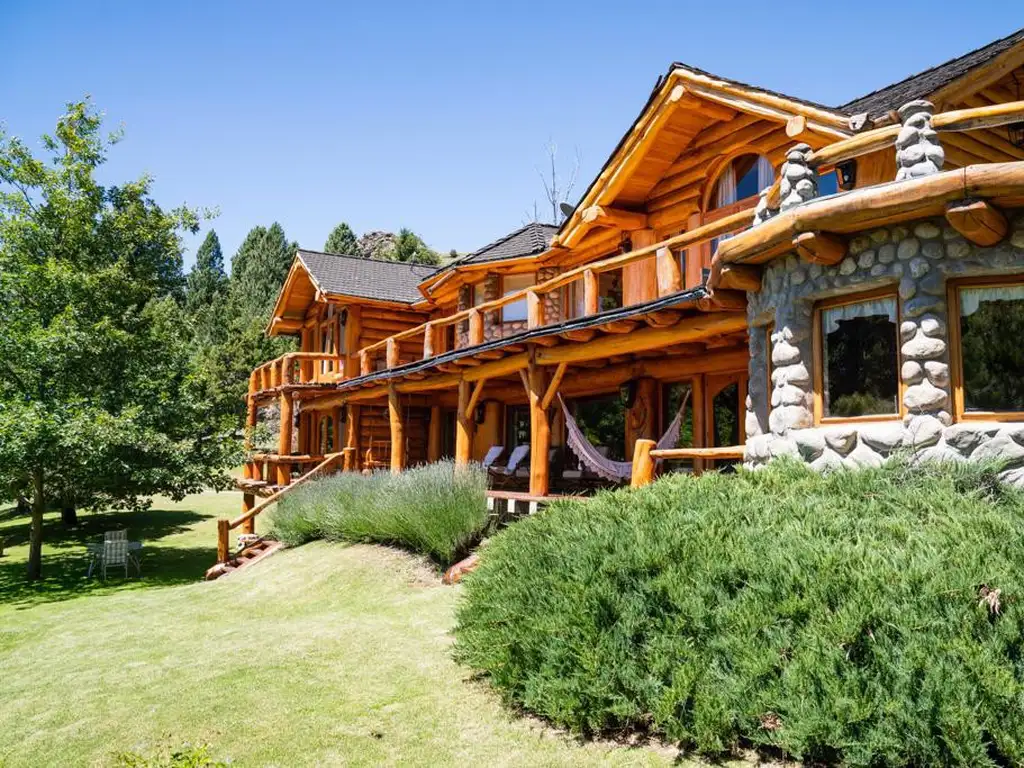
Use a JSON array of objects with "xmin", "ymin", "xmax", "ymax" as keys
[
  {"xmin": 580, "ymin": 204, "xmax": 649, "ymax": 231},
  {"xmin": 541, "ymin": 363, "xmax": 568, "ymax": 411},
  {"xmin": 466, "ymin": 379, "xmax": 486, "ymax": 415},
  {"xmin": 717, "ymin": 264, "xmax": 763, "ymax": 292},
  {"xmin": 944, "ymin": 199, "xmax": 1008, "ymax": 246},
  {"xmin": 792, "ymin": 231, "xmax": 847, "ymax": 265}
]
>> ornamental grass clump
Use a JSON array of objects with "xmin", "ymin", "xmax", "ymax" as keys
[
  {"xmin": 454, "ymin": 458, "xmax": 1024, "ymax": 767},
  {"xmin": 271, "ymin": 461, "xmax": 487, "ymax": 566}
]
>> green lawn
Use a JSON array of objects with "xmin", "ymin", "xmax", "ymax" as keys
[{"xmin": 0, "ymin": 492, "xmax": 698, "ymax": 767}]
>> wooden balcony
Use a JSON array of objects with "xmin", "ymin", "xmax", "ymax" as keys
[{"xmin": 249, "ymin": 352, "xmax": 348, "ymax": 403}]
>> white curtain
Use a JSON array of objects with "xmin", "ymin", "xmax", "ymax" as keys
[
  {"xmin": 960, "ymin": 285, "xmax": 1024, "ymax": 317},
  {"xmin": 823, "ymin": 298, "xmax": 896, "ymax": 335},
  {"xmin": 756, "ymin": 156, "xmax": 775, "ymax": 192},
  {"xmin": 715, "ymin": 163, "xmax": 737, "ymax": 208}
]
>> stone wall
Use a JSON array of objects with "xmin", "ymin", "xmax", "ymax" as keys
[{"xmin": 744, "ymin": 212, "xmax": 1024, "ymax": 486}]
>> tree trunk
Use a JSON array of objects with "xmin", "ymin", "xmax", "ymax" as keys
[
  {"xmin": 27, "ymin": 469, "xmax": 44, "ymax": 582},
  {"xmin": 60, "ymin": 499, "xmax": 78, "ymax": 528}
]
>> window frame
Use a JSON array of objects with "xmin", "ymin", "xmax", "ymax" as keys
[
  {"xmin": 948, "ymin": 274, "xmax": 1024, "ymax": 422},
  {"xmin": 500, "ymin": 272, "xmax": 535, "ymax": 324},
  {"xmin": 812, "ymin": 286, "xmax": 904, "ymax": 424}
]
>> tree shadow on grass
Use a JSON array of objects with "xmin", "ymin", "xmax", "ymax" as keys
[{"xmin": 0, "ymin": 508, "xmax": 216, "ymax": 609}]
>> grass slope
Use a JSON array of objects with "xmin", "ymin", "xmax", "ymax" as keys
[{"xmin": 0, "ymin": 493, "xmax": 683, "ymax": 767}]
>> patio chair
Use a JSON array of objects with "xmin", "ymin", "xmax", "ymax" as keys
[
  {"xmin": 481, "ymin": 445, "xmax": 505, "ymax": 470},
  {"xmin": 101, "ymin": 539, "xmax": 130, "ymax": 580},
  {"xmin": 489, "ymin": 445, "xmax": 530, "ymax": 488},
  {"xmin": 104, "ymin": 529, "xmax": 128, "ymax": 542}
]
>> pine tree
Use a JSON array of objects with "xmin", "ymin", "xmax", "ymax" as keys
[
  {"xmin": 324, "ymin": 222, "xmax": 358, "ymax": 255},
  {"xmin": 228, "ymin": 223, "xmax": 296, "ymax": 324},
  {"xmin": 185, "ymin": 230, "xmax": 228, "ymax": 342},
  {"xmin": 393, "ymin": 228, "xmax": 441, "ymax": 265}
]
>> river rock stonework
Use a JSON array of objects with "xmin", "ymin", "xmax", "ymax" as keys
[{"xmin": 744, "ymin": 211, "xmax": 1024, "ymax": 486}]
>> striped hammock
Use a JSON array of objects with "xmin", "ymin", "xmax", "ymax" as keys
[{"xmin": 557, "ymin": 391, "xmax": 690, "ymax": 482}]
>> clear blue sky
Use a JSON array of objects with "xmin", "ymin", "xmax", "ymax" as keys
[{"xmin": 2, "ymin": 1, "xmax": 1017, "ymax": 268}]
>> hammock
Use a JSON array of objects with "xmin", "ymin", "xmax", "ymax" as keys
[{"xmin": 558, "ymin": 390, "xmax": 690, "ymax": 482}]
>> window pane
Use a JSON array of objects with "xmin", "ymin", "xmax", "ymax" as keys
[
  {"xmin": 502, "ymin": 274, "xmax": 534, "ymax": 323},
  {"xmin": 959, "ymin": 284, "xmax": 1024, "ymax": 412},
  {"xmin": 821, "ymin": 297, "xmax": 898, "ymax": 417}
]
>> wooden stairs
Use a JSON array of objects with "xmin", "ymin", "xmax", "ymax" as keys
[{"xmin": 205, "ymin": 538, "xmax": 284, "ymax": 581}]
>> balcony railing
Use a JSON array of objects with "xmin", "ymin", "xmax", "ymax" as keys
[
  {"xmin": 249, "ymin": 352, "xmax": 348, "ymax": 399},
  {"xmin": 356, "ymin": 206, "xmax": 755, "ymax": 373}
]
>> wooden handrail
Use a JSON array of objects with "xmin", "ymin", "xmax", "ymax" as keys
[
  {"xmin": 228, "ymin": 452, "xmax": 344, "ymax": 529},
  {"xmin": 356, "ymin": 206, "xmax": 752, "ymax": 361},
  {"xmin": 649, "ymin": 446, "xmax": 745, "ymax": 459},
  {"xmin": 766, "ymin": 100, "xmax": 1024, "ymax": 207}
]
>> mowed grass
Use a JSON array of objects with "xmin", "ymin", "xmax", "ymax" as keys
[{"xmin": 0, "ymin": 491, "xmax": 690, "ymax": 767}]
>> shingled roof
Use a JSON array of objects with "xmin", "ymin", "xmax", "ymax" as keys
[
  {"xmin": 297, "ymin": 250, "xmax": 435, "ymax": 304},
  {"xmin": 454, "ymin": 222, "xmax": 558, "ymax": 266},
  {"xmin": 840, "ymin": 27, "xmax": 1024, "ymax": 117}
]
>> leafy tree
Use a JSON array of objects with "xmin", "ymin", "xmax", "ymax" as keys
[
  {"xmin": 0, "ymin": 100, "xmax": 240, "ymax": 580},
  {"xmin": 393, "ymin": 227, "xmax": 440, "ymax": 265},
  {"xmin": 324, "ymin": 221, "xmax": 358, "ymax": 255}
]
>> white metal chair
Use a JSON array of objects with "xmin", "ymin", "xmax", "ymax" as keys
[
  {"xmin": 481, "ymin": 446, "xmax": 505, "ymax": 470},
  {"xmin": 101, "ymin": 539, "xmax": 130, "ymax": 579},
  {"xmin": 489, "ymin": 445, "xmax": 530, "ymax": 487}
]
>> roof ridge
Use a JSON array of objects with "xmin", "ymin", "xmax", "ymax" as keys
[
  {"xmin": 838, "ymin": 25, "xmax": 1024, "ymax": 111},
  {"xmin": 298, "ymin": 248, "xmax": 436, "ymax": 270},
  {"xmin": 465, "ymin": 221, "xmax": 557, "ymax": 260}
]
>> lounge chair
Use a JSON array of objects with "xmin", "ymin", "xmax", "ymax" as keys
[
  {"xmin": 489, "ymin": 445, "xmax": 530, "ymax": 488},
  {"xmin": 481, "ymin": 446, "xmax": 505, "ymax": 470}
]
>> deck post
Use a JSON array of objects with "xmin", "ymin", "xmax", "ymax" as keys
[
  {"xmin": 427, "ymin": 405, "xmax": 443, "ymax": 463},
  {"xmin": 528, "ymin": 360, "xmax": 550, "ymax": 497},
  {"xmin": 344, "ymin": 403, "xmax": 361, "ymax": 472},
  {"xmin": 455, "ymin": 380, "xmax": 473, "ymax": 466},
  {"xmin": 217, "ymin": 518, "xmax": 230, "ymax": 564},
  {"xmin": 692, "ymin": 374, "xmax": 706, "ymax": 474},
  {"xmin": 241, "ymin": 494, "xmax": 255, "ymax": 534},
  {"xmin": 631, "ymin": 439, "xmax": 657, "ymax": 488},
  {"xmin": 583, "ymin": 269, "xmax": 599, "ymax": 315},
  {"xmin": 277, "ymin": 392, "xmax": 294, "ymax": 486},
  {"xmin": 389, "ymin": 385, "xmax": 405, "ymax": 473}
]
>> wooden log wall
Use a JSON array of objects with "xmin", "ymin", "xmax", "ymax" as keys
[{"xmin": 359, "ymin": 404, "xmax": 430, "ymax": 467}]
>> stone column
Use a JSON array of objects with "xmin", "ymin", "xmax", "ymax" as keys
[
  {"xmin": 482, "ymin": 273, "xmax": 501, "ymax": 340},
  {"xmin": 895, "ymin": 101, "xmax": 944, "ymax": 181},
  {"xmin": 537, "ymin": 266, "xmax": 562, "ymax": 321},
  {"xmin": 456, "ymin": 285, "xmax": 471, "ymax": 349},
  {"xmin": 779, "ymin": 144, "xmax": 817, "ymax": 211}
]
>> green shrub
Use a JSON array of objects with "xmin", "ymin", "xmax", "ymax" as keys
[
  {"xmin": 271, "ymin": 460, "xmax": 488, "ymax": 566},
  {"xmin": 454, "ymin": 459, "xmax": 1024, "ymax": 766}
]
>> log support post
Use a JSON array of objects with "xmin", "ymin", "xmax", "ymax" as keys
[
  {"xmin": 388, "ymin": 385, "xmax": 405, "ymax": 473},
  {"xmin": 692, "ymin": 374, "xmax": 706, "ymax": 474},
  {"xmin": 344, "ymin": 403, "xmax": 361, "ymax": 472},
  {"xmin": 468, "ymin": 309, "xmax": 484, "ymax": 346},
  {"xmin": 217, "ymin": 519, "xmax": 230, "ymax": 564},
  {"xmin": 277, "ymin": 392, "xmax": 294, "ymax": 486},
  {"xmin": 455, "ymin": 379, "xmax": 473, "ymax": 466},
  {"xmin": 423, "ymin": 322, "xmax": 435, "ymax": 359},
  {"xmin": 386, "ymin": 337, "xmax": 400, "ymax": 369},
  {"xmin": 427, "ymin": 405, "xmax": 443, "ymax": 463},
  {"xmin": 241, "ymin": 494, "xmax": 255, "ymax": 534},
  {"xmin": 631, "ymin": 439, "xmax": 657, "ymax": 488},
  {"xmin": 527, "ymin": 291, "xmax": 544, "ymax": 328},
  {"xmin": 528, "ymin": 360, "xmax": 551, "ymax": 497}
]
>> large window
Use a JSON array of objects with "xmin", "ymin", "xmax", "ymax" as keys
[
  {"xmin": 814, "ymin": 291, "xmax": 900, "ymax": 420},
  {"xmin": 501, "ymin": 273, "xmax": 534, "ymax": 323},
  {"xmin": 951, "ymin": 278, "xmax": 1024, "ymax": 418},
  {"xmin": 710, "ymin": 154, "xmax": 775, "ymax": 210}
]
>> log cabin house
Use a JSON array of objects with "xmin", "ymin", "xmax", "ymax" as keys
[{"xmin": 225, "ymin": 27, "xmax": 1024, "ymax": 554}]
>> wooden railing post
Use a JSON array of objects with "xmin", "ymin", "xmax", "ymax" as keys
[
  {"xmin": 656, "ymin": 246, "xmax": 682, "ymax": 296},
  {"xmin": 583, "ymin": 269, "xmax": 599, "ymax": 315},
  {"xmin": 468, "ymin": 309, "xmax": 484, "ymax": 346},
  {"xmin": 241, "ymin": 494, "xmax": 255, "ymax": 534},
  {"xmin": 217, "ymin": 518, "xmax": 230, "ymax": 563},
  {"xmin": 360, "ymin": 350, "xmax": 371, "ymax": 376},
  {"xmin": 631, "ymin": 439, "xmax": 657, "ymax": 488},
  {"xmin": 386, "ymin": 337, "xmax": 400, "ymax": 369},
  {"xmin": 527, "ymin": 361, "xmax": 550, "ymax": 497},
  {"xmin": 277, "ymin": 392, "xmax": 294, "ymax": 486},
  {"xmin": 423, "ymin": 322, "xmax": 434, "ymax": 359},
  {"xmin": 527, "ymin": 291, "xmax": 544, "ymax": 329}
]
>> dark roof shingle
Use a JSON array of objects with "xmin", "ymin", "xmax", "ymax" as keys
[
  {"xmin": 840, "ymin": 27, "xmax": 1024, "ymax": 116},
  {"xmin": 455, "ymin": 222, "xmax": 558, "ymax": 266},
  {"xmin": 297, "ymin": 250, "xmax": 435, "ymax": 304}
]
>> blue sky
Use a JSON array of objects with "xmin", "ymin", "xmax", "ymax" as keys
[{"xmin": 2, "ymin": 1, "xmax": 1017, "ymax": 268}]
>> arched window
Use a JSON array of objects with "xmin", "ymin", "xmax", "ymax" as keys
[{"xmin": 709, "ymin": 154, "xmax": 775, "ymax": 210}]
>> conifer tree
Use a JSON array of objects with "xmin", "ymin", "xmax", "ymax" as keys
[{"xmin": 324, "ymin": 222, "xmax": 358, "ymax": 255}]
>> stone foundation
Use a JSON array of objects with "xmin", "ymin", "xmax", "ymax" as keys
[{"xmin": 744, "ymin": 212, "xmax": 1024, "ymax": 486}]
